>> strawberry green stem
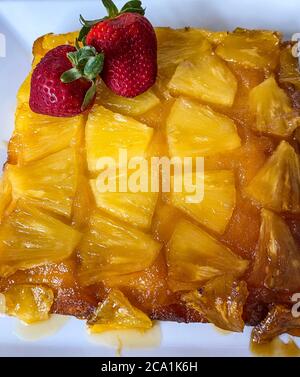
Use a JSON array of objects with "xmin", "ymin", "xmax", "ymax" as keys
[
  {"xmin": 102, "ymin": 0, "xmax": 119, "ymax": 18},
  {"xmin": 60, "ymin": 46, "xmax": 104, "ymax": 110}
]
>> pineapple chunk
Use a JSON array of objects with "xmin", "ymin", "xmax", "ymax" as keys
[
  {"xmin": 86, "ymin": 105, "xmax": 153, "ymax": 173},
  {"xmin": 41, "ymin": 31, "xmax": 78, "ymax": 53},
  {"xmin": 250, "ymin": 209, "xmax": 300, "ymax": 291},
  {"xmin": 90, "ymin": 177, "xmax": 158, "ymax": 230},
  {"xmin": 279, "ymin": 45, "xmax": 300, "ymax": 90},
  {"xmin": 171, "ymin": 170, "xmax": 236, "ymax": 235},
  {"xmin": 95, "ymin": 81, "xmax": 160, "ymax": 116},
  {"xmin": 7, "ymin": 148, "xmax": 79, "ymax": 218},
  {"xmin": 156, "ymin": 27, "xmax": 212, "ymax": 75},
  {"xmin": 246, "ymin": 141, "xmax": 300, "ymax": 213},
  {"xmin": 167, "ymin": 219, "xmax": 249, "ymax": 291},
  {"xmin": 196, "ymin": 29, "xmax": 228, "ymax": 45},
  {"xmin": 0, "ymin": 175, "xmax": 11, "ymax": 221},
  {"xmin": 167, "ymin": 97, "xmax": 241, "ymax": 158},
  {"xmin": 182, "ymin": 275, "xmax": 248, "ymax": 332},
  {"xmin": 78, "ymin": 211, "xmax": 161, "ymax": 286},
  {"xmin": 103, "ymin": 254, "xmax": 169, "ymax": 309},
  {"xmin": 88, "ymin": 289, "xmax": 152, "ymax": 333},
  {"xmin": 0, "ymin": 200, "xmax": 82, "ymax": 277},
  {"xmin": 152, "ymin": 203, "xmax": 182, "ymax": 243},
  {"xmin": 216, "ymin": 28, "xmax": 280, "ymax": 71},
  {"xmin": 72, "ymin": 175, "xmax": 94, "ymax": 230},
  {"xmin": 168, "ymin": 53, "xmax": 238, "ymax": 107},
  {"xmin": 4, "ymin": 284, "xmax": 54, "ymax": 324},
  {"xmin": 17, "ymin": 73, "xmax": 31, "ymax": 106},
  {"xmin": 251, "ymin": 305, "xmax": 300, "ymax": 344},
  {"xmin": 13, "ymin": 104, "xmax": 84, "ymax": 164},
  {"xmin": 32, "ymin": 35, "xmax": 44, "ymax": 58},
  {"xmin": 156, "ymin": 27, "xmax": 212, "ymax": 93},
  {"xmin": 249, "ymin": 76, "xmax": 299, "ymax": 137},
  {"xmin": 296, "ymin": 127, "xmax": 300, "ymax": 145},
  {"xmin": 31, "ymin": 36, "xmax": 44, "ymax": 66}
]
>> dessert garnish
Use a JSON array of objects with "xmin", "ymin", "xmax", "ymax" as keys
[
  {"xmin": 80, "ymin": 0, "xmax": 157, "ymax": 97},
  {"xmin": 29, "ymin": 45, "xmax": 103, "ymax": 116},
  {"xmin": 29, "ymin": 0, "xmax": 157, "ymax": 117}
]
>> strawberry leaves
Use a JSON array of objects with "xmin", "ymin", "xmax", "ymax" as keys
[
  {"xmin": 78, "ymin": 0, "xmax": 145, "ymax": 43},
  {"xmin": 84, "ymin": 53, "xmax": 105, "ymax": 80},
  {"xmin": 102, "ymin": 0, "xmax": 119, "ymax": 18},
  {"xmin": 61, "ymin": 45, "xmax": 104, "ymax": 110},
  {"xmin": 121, "ymin": 1, "xmax": 145, "ymax": 15},
  {"xmin": 82, "ymin": 82, "xmax": 97, "ymax": 110},
  {"xmin": 60, "ymin": 67, "xmax": 82, "ymax": 83}
]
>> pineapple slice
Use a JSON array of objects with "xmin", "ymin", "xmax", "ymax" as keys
[
  {"xmin": 168, "ymin": 53, "xmax": 238, "ymax": 107},
  {"xmin": 167, "ymin": 219, "xmax": 249, "ymax": 291},
  {"xmin": 156, "ymin": 27, "xmax": 212, "ymax": 75},
  {"xmin": 17, "ymin": 73, "xmax": 31, "ymax": 106},
  {"xmin": 250, "ymin": 209, "xmax": 300, "ymax": 291},
  {"xmin": 196, "ymin": 29, "xmax": 229, "ymax": 45},
  {"xmin": 152, "ymin": 203, "xmax": 183, "ymax": 243},
  {"xmin": 279, "ymin": 45, "xmax": 300, "ymax": 90},
  {"xmin": 0, "ymin": 200, "xmax": 82, "ymax": 277},
  {"xmin": 78, "ymin": 211, "xmax": 161, "ymax": 286},
  {"xmin": 167, "ymin": 97, "xmax": 241, "ymax": 158},
  {"xmin": 88, "ymin": 289, "xmax": 152, "ymax": 333},
  {"xmin": 171, "ymin": 170, "xmax": 236, "ymax": 235},
  {"xmin": 296, "ymin": 127, "xmax": 300, "ymax": 145},
  {"xmin": 95, "ymin": 81, "xmax": 160, "ymax": 116},
  {"xmin": 216, "ymin": 28, "xmax": 280, "ymax": 71},
  {"xmin": 85, "ymin": 105, "xmax": 153, "ymax": 173},
  {"xmin": 4, "ymin": 284, "xmax": 54, "ymax": 324},
  {"xmin": 13, "ymin": 104, "xmax": 84, "ymax": 164},
  {"xmin": 31, "ymin": 35, "xmax": 45, "ymax": 65},
  {"xmin": 103, "ymin": 254, "xmax": 169, "ymax": 309},
  {"xmin": 72, "ymin": 175, "xmax": 94, "ymax": 230},
  {"xmin": 249, "ymin": 76, "xmax": 300, "ymax": 137},
  {"xmin": 32, "ymin": 35, "xmax": 45, "ymax": 57},
  {"xmin": 182, "ymin": 275, "xmax": 248, "ymax": 332},
  {"xmin": 0, "ymin": 175, "xmax": 11, "ymax": 221},
  {"xmin": 156, "ymin": 27, "xmax": 212, "ymax": 93},
  {"xmin": 246, "ymin": 141, "xmax": 300, "ymax": 213},
  {"xmin": 251, "ymin": 305, "xmax": 300, "ymax": 344},
  {"xmin": 90, "ymin": 177, "xmax": 158, "ymax": 230},
  {"xmin": 7, "ymin": 148, "xmax": 79, "ymax": 218},
  {"xmin": 41, "ymin": 32, "xmax": 78, "ymax": 53}
]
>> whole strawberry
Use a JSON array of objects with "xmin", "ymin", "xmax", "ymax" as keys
[
  {"xmin": 79, "ymin": 0, "xmax": 157, "ymax": 97},
  {"xmin": 30, "ymin": 44, "xmax": 104, "ymax": 117}
]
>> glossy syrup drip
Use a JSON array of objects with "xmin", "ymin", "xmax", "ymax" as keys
[
  {"xmin": 13, "ymin": 315, "xmax": 70, "ymax": 341},
  {"xmin": 250, "ymin": 337, "xmax": 300, "ymax": 357},
  {"xmin": 0, "ymin": 293, "xmax": 5, "ymax": 315},
  {"xmin": 87, "ymin": 323, "xmax": 161, "ymax": 355}
]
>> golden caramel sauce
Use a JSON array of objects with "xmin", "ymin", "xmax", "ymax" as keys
[
  {"xmin": 250, "ymin": 337, "xmax": 300, "ymax": 357},
  {"xmin": 212, "ymin": 324, "xmax": 232, "ymax": 335},
  {"xmin": 1, "ymin": 28, "xmax": 300, "ymax": 349},
  {"xmin": 0, "ymin": 293, "xmax": 5, "ymax": 315},
  {"xmin": 14, "ymin": 315, "xmax": 70, "ymax": 341},
  {"xmin": 87, "ymin": 323, "xmax": 161, "ymax": 355},
  {"xmin": 1, "ymin": 44, "xmax": 299, "ymax": 324}
]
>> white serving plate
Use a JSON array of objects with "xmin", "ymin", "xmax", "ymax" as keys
[{"xmin": 0, "ymin": 0, "xmax": 300, "ymax": 357}]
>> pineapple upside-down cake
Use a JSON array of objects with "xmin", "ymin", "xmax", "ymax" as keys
[{"xmin": 1, "ymin": 26, "xmax": 300, "ymax": 345}]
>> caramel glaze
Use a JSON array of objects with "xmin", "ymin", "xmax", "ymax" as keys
[
  {"xmin": 1, "ymin": 43, "xmax": 300, "ymax": 335},
  {"xmin": 251, "ymin": 337, "xmax": 300, "ymax": 357}
]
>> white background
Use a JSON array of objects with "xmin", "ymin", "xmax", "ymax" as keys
[{"xmin": 0, "ymin": 0, "xmax": 300, "ymax": 356}]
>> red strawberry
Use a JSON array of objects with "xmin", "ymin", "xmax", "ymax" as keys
[
  {"xmin": 80, "ymin": 0, "xmax": 157, "ymax": 97},
  {"xmin": 30, "ymin": 45, "xmax": 104, "ymax": 117}
]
